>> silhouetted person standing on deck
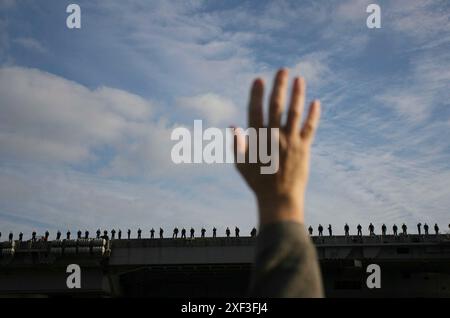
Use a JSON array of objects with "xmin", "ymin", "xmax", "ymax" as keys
[
  {"xmin": 226, "ymin": 227, "xmax": 230, "ymax": 237},
  {"xmin": 56, "ymin": 230, "xmax": 61, "ymax": 240},
  {"xmin": 424, "ymin": 223, "xmax": 429, "ymax": 235},
  {"xmin": 150, "ymin": 228, "xmax": 155, "ymax": 239},
  {"xmin": 77, "ymin": 230, "xmax": 82, "ymax": 239},
  {"xmin": 159, "ymin": 228, "xmax": 163, "ymax": 239},
  {"xmin": 368, "ymin": 223, "xmax": 374, "ymax": 236},
  {"xmin": 393, "ymin": 224, "xmax": 398, "ymax": 236},
  {"xmin": 357, "ymin": 224, "xmax": 362, "ymax": 236},
  {"xmin": 344, "ymin": 223, "xmax": 349, "ymax": 236},
  {"xmin": 173, "ymin": 227, "xmax": 179, "ymax": 238},
  {"xmin": 111, "ymin": 229, "xmax": 116, "ymax": 240},
  {"xmin": 45, "ymin": 231, "xmax": 49, "ymax": 241},
  {"xmin": 118, "ymin": 229, "xmax": 122, "ymax": 240},
  {"xmin": 402, "ymin": 223, "xmax": 407, "ymax": 235},
  {"xmin": 181, "ymin": 228, "xmax": 186, "ymax": 238},
  {"xmin": 327, "ymin": 224, "xmax": 332, "ymax": 237},
  {"xmin": 235, "ymin": 227, "xmax": 240, "ymax": 237},
  {"xmin": 212, "ymin": 227, "xmax": 217, "ymax": 238},
  {"xmin": 308, "ymin": 226, "xmax": 313, "ymax": 236},
  {"xmin": 32, "ymin": 231, "xmax": 36, "ymax": 242},
  {"xmin": 66, "ymin": 231, "xmax": 71, "ymax": 240},
  {"xmin": 96, "ymin": 229, "xmax": 101, "ymax": 239},
  {"xmin": 190, "ymin": 227, "xmax": 195, "ymax": 238},
  {"xmin": 318, "ymin": 224, "xmax": 323, "ymax": 237},
  {"xmin": 137, "ymin": 228, "xmax": 142, "ymax": 239},
  {"xmin": 381, "ymin": 224, "xmax": 387, "ymax": 236},
  {"xmin": 201, "ymin": 228, "xmax": 206, "ymax": 238},
  {"xmin": 434, "ymin": 223, "xmax": 439, "ymax": 235},
  {"xmin": 85, "ymin": 230, "xmax": 89, "ymax": 239},
  {"xmin": 127, "ymin": 229, "xmax": 131, "ymax": 239},
  {"xmin": 9, "ymin": 232, "xmax": 13, "ymax": 242},
  {"xmin": 251, "ymin": 227, "xmax": 257, "ymax": 237},
  {"xmin": 19, "ymin": 232, "xmax": 23, "ymax": 241},
  {"xmin": 417, "ymin": 223, "xmax": 422, "ymax": 235}
]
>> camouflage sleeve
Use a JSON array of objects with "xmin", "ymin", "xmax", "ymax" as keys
[{"xmin": 248, "ymin": 221, "xmax": 324, "ymax": 298}]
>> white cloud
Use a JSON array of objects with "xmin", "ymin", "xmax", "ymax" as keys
[
  {"xmin": 0, "ymin": 66, "xmax": 245, "ymax": 182},
  {"xmin": 176, "ymin": 93, "xmax": 237, "ymax": 126},
  {"xmin": 378, "ymin": 92, "xmax": 431, "ymax": 124},
  {"xmin": 0, "ymin": 66, "xmax": 242, "ymax": 181},
  {"xmin": 387, "ymin": 0, "xmax": 450, "ymax": 43},
  {"xmin": 292, "ymin": 53, "xmax": 331, "ymax": 89},
  {"xmin": 0, "ymin": 66, "xmax": 154, "ymax": 164},
  {"xmin": 98, "ymin": 119, "xmax": 181, "ymax": 178},
  {"xmin": 13, "ymin": 37, "xmax": 47, "ymax": 54},
  {"xmin": 377, "ymin": 50, "xmax": 450, "ymax": 125}
]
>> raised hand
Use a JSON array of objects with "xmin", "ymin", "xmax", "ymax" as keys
[{"xmin": 234, "ymin": 68, "xmax": 321, "ymax": 226}]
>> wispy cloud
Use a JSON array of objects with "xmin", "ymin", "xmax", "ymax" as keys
[
  {"xmin": 387, "ymin": 0, "xmax": 450, "ymax": 43},
  {"xmin": 13, "ymin": 37, "xmax": 47, "ymax": 54}
]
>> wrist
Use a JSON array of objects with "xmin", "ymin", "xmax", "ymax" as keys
[{"xmin": 257, "ymin": 195, "xmax": 304, "ymax": 226}]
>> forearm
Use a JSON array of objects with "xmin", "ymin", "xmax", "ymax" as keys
[{"xmin": 248, "ymin": 221, "xmax": 324, "ymax": 298}]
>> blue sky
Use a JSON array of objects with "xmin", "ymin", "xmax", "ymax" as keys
[{"xmin": 0, "ymin": 0, "xmax": 449, "ymax": 237}]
